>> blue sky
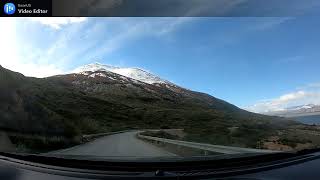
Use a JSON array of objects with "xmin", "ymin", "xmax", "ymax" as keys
[{"xmin": 0, "ymin": 17, "xmax": 320, "ymax": 113}]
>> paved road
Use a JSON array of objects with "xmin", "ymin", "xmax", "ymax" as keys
[{"xmin": 51, "ymin": 131, "xmax": 177, "ymax": 157}]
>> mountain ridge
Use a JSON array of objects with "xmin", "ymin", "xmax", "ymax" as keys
[
  {"xmin": 1, "ymin": 65, "xmax": 309, "ymax": 150},
  {"xmin": 72, "ymin": 63, "xmax": 175, "ymax": 86}
]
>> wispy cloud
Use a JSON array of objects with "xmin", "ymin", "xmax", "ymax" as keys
[
  {"xmin": 297, "ymin": 82, "xmax": 320, "ymax": 91},
  {"xmin": 72, "ymin": 0, "xmax": 248, "ymax": 16},
  {"xmin": 276, "ymin": 55, "xmax": 304, "ymax": 64},
  {"xmin": 250, "ymin": 17, "xmax": 293, "ymax": 31},
  {"xmin": 46, "ymin": 18, "xmax": 193, "ymax": 71},
  {"xmin": 182, "ymin": 0, "xmax": 248, "ymax": 16},
  {"xmin": 0, "ymin": 17, "xmax": 193, "ymax": 77},
  {"xmin": 29, "ymin": 17, "xmax": 88, "ymax": 29},
  {"xmin": 306, "ymin": 83, "xmax": 320, "ymax": 89},
  {"xmin": 156, "ymin": 17, "xmax": 194, "ymax": 35},
  {"xmin": 212, "ymin": 17, "xmax": 293, "ymax": 48},
  {"xmin": 66, "ymin": 18, "xmax": 194, "ymax": 65}
]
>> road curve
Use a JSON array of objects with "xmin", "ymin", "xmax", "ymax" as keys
[{"xmin": 51, "ymin": 131, "xmax": 178, "ymax": 157}]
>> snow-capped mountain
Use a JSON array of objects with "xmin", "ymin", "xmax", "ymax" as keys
[
  {"xmin": 72, "ymin": 63, "xmax": 174, "ymax": 85},
  {"xmin": 267, "ymin": 104, "xmax": 320, "ymax": 117},
  {"xmin": 285, "ymin": 104, "xmax": 316, "ymax": 111}
]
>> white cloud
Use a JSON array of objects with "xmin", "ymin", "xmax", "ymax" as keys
[
  {"xmin": 29, "ymin": 17, "xmax": 87, "ymax": 29},
  {"xmin": 0, "ymin": 17, "xmax": 88, "ymax": 78},
  {"xmin": 0, "ymin": 18, "xmax": 64, "ymax": 77},
  {"xmin": 246, "ymin": 90, "xmax": 320, "ymax": 113},
  {"xmin": 278, "ymin": 91, "xmax": 307, "ymax": 103}
]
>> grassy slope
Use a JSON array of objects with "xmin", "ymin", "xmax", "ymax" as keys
[{"xmin": 0, "ymin": 66, "xmax": 305, "ymax": 150}]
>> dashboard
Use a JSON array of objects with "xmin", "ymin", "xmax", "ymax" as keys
[{"xmin": 1, "ymin": 151, "xmax": 320, "ymax": 179}]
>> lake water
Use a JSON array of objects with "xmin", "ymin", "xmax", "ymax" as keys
[{"xmin": 293, "ymin": 115, "xmax": 320, "ymax": 125}]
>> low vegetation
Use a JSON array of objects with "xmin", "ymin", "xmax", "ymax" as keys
[
  {"xmin": 9, "ymin": 134, "xmax": 80, "ymax": 153},
  {"xmin": 1, "ymin": 65, "xmax": 319, "ymax": 153}
]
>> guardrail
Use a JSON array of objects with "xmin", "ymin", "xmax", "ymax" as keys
[{"xmin": 137, "ymin": 134, "xmax": 279, "ymax": 154}]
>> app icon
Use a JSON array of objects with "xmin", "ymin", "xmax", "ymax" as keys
[{"xmin": 4, "ymin": 3, "xmax": 16, "ymax": 15}]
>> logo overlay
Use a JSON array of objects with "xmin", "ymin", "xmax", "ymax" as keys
[{"xmin": 4, "ymin": 3, "xmax": 16, "ymax": 15}]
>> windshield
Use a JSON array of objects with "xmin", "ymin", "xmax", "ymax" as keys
[{"xmin": 1, "ymin": 14, "xmax": 320, "ymax": 161}]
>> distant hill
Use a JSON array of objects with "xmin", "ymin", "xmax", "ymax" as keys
[
  {"xmin": 266, "ymin": 104, "xmax": 320, "ymax": 117},
  {"xmin": 291, "ymin": 115, "xmax": 320, "ymax": 125},
  {"xmin": 0, "ymin": 64, "xmax": 308, "ymax": 149}
]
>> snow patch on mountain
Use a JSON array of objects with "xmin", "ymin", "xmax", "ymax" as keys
[
  {"xmin": 88, "ymin": 72, "xmax": 107, "ymax": 78},
  {"xmin": 72, "ymin": 63, "xmax": 174, "ymax": 85},
  {"xmin": 286, "ymin": 104, "xmax": 316, "ymax": 111}
]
